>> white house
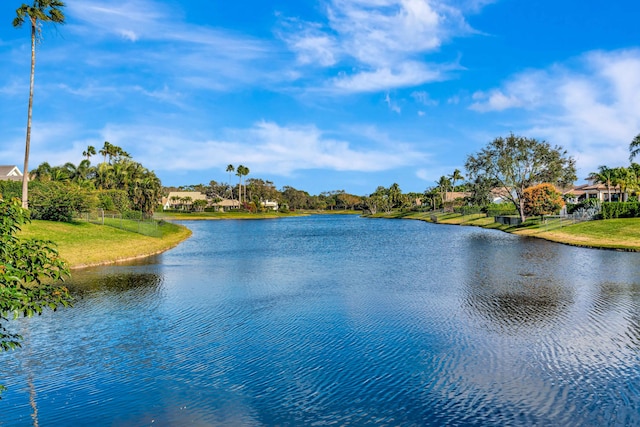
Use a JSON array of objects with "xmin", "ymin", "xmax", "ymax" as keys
[
  {"xmin": 211, "ymin": 199, "xmax": 241, "ymax": 211},
  {"xmin": 261, "ymin": 199, "xmax": 279, "ymax": 211},
  {"xmin": 565, "ymin": 182, "xmax": 623, "ymax": 203},
  {"xmin": 0, "ymin": 165, "xmax": 24, "ymax": 182},
  {"xmin": 163, "ymin": 191, "xmax": 208, "ymax": 210}
]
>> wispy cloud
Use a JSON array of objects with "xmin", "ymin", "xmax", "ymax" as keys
[
  {"xmin": 384, "ymin": 93, "xmax": 402, "ymax": 113},
  {"xmin": 279, "ymin": 0, "xmax": 477, "ymax": 93},
  {"xmin": 64, "ymin": 0, "xmax": 279, "ymax": 94}
]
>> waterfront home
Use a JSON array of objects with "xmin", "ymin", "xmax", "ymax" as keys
[
  {"xmin": 163, "ymin": 191, "xmax": 209, "ymax": 210},
  {"xmin": 211, "ymin": 198, "xmax": 241, "ymax": 211},
  {"xmin": 0, "ymin": 165, "xmax": 24, "ymax": 182},
  {"xmin": 261, "ymin": 199, "xmax": 279, "ymax": 211},
  {"xmin": 565, "ymin": 182, "xmax": 624, "ymax": 202}
]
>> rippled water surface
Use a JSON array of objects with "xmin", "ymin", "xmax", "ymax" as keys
[{"xmin": 2, "ymin": 215, "xmax": 640, "ymax": 426}]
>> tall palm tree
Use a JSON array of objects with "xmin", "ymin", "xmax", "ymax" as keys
[
  {"xmin": 240, "ymin": 165, "xmax": 250, "ymax": 203},
  {"xmin": 437, "ymin": 175, "xmax": 451, "ymax": 205},
  {"xmin": 226, "ymin": 164, "xmax": 234, "ymax": 195},
  {"xmin": 236, "ymin": 165, "xmax": 248, "ymax": 204},
  {"xmin": 629, "ymin": 133, "xmax": 640, "ymax": 162},
  {"xmin": 13, "ymin": 0, "xmax": 66, "ymax": 209},
  {"xmin": 99, "ymin": 141, "xmax": 113, "ymax": 164},
  {"xmin": 588, "ymin": 165, "xmax": 614, "ymax": 202},
  {"xmin": 611, "ymin": 167, "xmax": 631, "ymax": 202},
  {"xmin": 449, "ymin": 169, "xmax": 464, "ymax": 193},
  {"xmin": 82, "ymin": 145, "xmax": 96, "ymax": 162}
]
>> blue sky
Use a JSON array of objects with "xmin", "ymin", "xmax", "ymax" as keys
[{"xmin": 1, "ymin": 0, "xmax": 640, "ymax": 195}]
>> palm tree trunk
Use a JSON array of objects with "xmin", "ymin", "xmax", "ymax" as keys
[{"xmin": 22, "ymin": 18, "xmax": 37, "ymax": 209}]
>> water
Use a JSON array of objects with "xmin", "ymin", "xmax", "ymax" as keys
[{"xmin": 2, "ymin": 215, "xmax": 640, "ymax": 426}]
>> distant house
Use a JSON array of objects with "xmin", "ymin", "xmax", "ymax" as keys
[
  {"xmin": 261, "ymin": 199, "xmax": 279, "ymax": 211},
  {"xmin": 565, "ymin": 181, "xmax": 623, "ymax": 203},
  {"xmin": 211, "ymin": 198, "xmax": 240, "ymax": 211},
  {"xmin": 163, "ymin": 191, "xmax": 208, "ymax": 210},
  {"xmin": 489, "ymin": 187, "xmax": 514, "ymax": 204},
  {"xmin": 0, "ymin": 165, "xmax": 24, "ymax": 182},
  {"xmin": 444, "ymin": 191, "xmax": 471, "ymax": 202}
]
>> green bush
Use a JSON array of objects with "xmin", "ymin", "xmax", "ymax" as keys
[
  {"xmin": 484, "ymin": 203, "xmax": 517, "ymax": 216},
  {"xmin": 0, "ymin": 181, "xmax": 21, "ymax": 200},
  {"xmin": 567, "ymin": 198, "xmax": 600, "ymax": 214},
  {"xmin": 96, "ymin": 189, "xmax": 131, "ymax": 213},
  {"xmin": 600, "ymin": 202, "xmax": 640, "ymax": 219},
  {"xmin": 29, "ymin": 181, "xmax": 95, "ymax": 222}
]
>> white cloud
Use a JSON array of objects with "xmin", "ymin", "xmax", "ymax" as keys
[
  {"xmin": 331, "ymin": 61, "xmax": 444, "ymax": 93},
  {"xmin": 92, "ymin": 121, "xmax": 429, "ymax": 178},
  {"xmin": 280, "ymin": 0, "xmax": 476, "ymax": 93},
  {"xmin": 469, "ymin": 49, "xmax": 640, "ymax": 178}
]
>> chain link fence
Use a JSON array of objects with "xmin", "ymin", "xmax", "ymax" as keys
[{"xmin": 76, "ymin": 210, "xmax": 162, "ymax": 237}]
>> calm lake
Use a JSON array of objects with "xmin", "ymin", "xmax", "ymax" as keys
[{"xmin": 2, "ymin": 215, "xmax": 640, "ymax": 426}]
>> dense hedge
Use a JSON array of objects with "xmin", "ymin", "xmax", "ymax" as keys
[
  {"xmin": 600, "ymin": 202, "xmax": 640, "ymax": 219},
  {"xmin": 484, "ymin": 203, "xmax": 518, "ymax": 217},
  {"xmin": 566, "ymin": 198, "xmax": 600, "ymax": 214},
  {"xmin": 96, "ymin": 189, "xmax": 131, "ymax": 212},
  {"xmin": 29, "ymin": 181, "xmax": 96, "ymax": 222},
  {"xmin": 0, "ymin": 180, "xmax": 21, "ymax": 200}
]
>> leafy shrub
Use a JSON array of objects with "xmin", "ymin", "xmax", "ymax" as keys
[
  {"xmin": 566, "ymin": 198, "xmax": 600, "ymax": 214},
  {"xmin": 29, "ymin": 181, "xmax": 95, "ymax": 222},
  {"xmin": 600, "ymin": 202, "xmax": 640, "ymax": 219},
  {"xmin": 96, "ymin": 190, "xmax": 130, "ymax": 213},
  {"xmin": 0, "ymin": 180, "xmax": 21, "ymax": 200},
  {"xmin": 484, "ymin": 203, "xmax": 517, "ymax": 216}
]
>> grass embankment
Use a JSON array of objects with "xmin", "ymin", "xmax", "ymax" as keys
[
  {"xmin": 369, "ymin": 211, "xmax": 640, "ymax": 251},
  {"xmin": 19, "ymin": 220, "xmax": 192, "ymax": 269}
]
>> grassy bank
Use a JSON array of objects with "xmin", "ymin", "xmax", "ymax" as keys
[
  {"xmin": 19, "ymin": 220, "xmax": 192, "ymax": 269},
  {"xmin": 369, "ymin": 211, "xmax": 640, "ymax": 251}
]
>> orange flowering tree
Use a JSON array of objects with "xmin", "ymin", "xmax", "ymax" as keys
[{"xmin": 522, "ymin": 183, "xmax": 564, "ymax": 218}]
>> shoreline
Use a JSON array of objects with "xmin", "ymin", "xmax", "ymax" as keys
[
  {"xmin": 367, "ymin": 211, "xmax": 640, "ymax": 252},
  {"xmin": 20, "ymin": 220, "xmax": 193, "ymax": 270}
]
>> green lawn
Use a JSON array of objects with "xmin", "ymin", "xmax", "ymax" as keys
[
  {"xmin": 522, "ymin": 218, "xmax": 640, "ymax": 250},
  {"xmin": 367, "ymin": 210, "xmax": 640, "ymax": 251},
  {"xmin": 19, "ymin": 219, "xmax": 192, "ymax": 268}
]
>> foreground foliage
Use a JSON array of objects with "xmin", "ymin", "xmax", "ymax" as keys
[{"xmin": 0, "ymin": 197, "xmax": 72, "ymax": 396}]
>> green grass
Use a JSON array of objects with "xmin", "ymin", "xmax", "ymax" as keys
[
  {"xmin": 19, "ymin": 219, "xmax": 192, "ymax": 268},
  {"xmin": 521, "ymin": 218, "xmax": 640, "ymax": 250},
  {"xmin": 366, "ymin": 210, "xmax": 640, "ymax": 251}
]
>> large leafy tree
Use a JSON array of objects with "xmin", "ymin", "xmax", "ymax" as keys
[
  {"xmin": 0, "ymin": 197, "xmax": 72, "ymax": 396},
  {"xmin": 465, "ymin": 133, "xmax": 576, "ymax": 222},
  {"xmin": 13, "ymin": 0, "xmax": 66, "ymax": 209}
]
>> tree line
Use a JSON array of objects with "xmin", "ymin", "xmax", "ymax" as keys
[{"xmin": 1, "ymin": 141, "xmax": 162, "ymax": 221}]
